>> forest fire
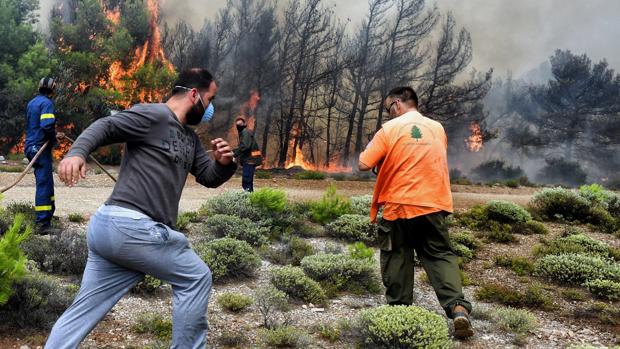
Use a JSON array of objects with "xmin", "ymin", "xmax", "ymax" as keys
[
  {"xmin": 227, "ymin": 90, "xmax": 261, "ymax": 147},
  {"xmin": 103, "ymin": 0, "xmax": 175, "ymax": 109},
  {"xmin": 10, "ymin": 124, "xmax": 75, "ymax": 160},
  {"xmin": 466, "ymin": 121, "xmax": 484, "ymax": 152}
]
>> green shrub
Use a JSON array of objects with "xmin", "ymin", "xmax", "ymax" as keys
[
  {"xmin": 264, "ymin": 235, "xmax": 315, "ymax": 266},
  {"xmin": 217, "ymin": 292, "xmax": 253, "ymax": 312},
  {"xmin": 254, "ymin": 285, "xmax": 290, "ymax": 329},
  {"xmin": 310, "ymin": 184, "xmax": 351, "ymax": 224},
  {"xmin": 316, "ymin": 322, "xmax": 341, "ymax": 342},
  {"xmin": 300, "ymin": 253, "xmax": 381, "ymax": 295},
  {"xmin": 0, "ymin": 214, "xmax": 31, "ymax": 304},
  {"xmin": 132, "ymin": 312, "xmax": 172, "ymax": 341},
  {"xmin": 130, "ymin": 275, "xmax": 163, "ymax": 295},
  {"xmin": 452, "ymin": 242, "xmax": 474, "ymax": 262},
  {"xmin": 491, "ymin": 307, "xmax": 538, "ymax": 336},
  {"xmin": 573, "ymin": 301, "xmax": 620, "ymax": 326},
  {"xmin": 22, "ymin": 230, "xmax": 87, "ymax": 276},
  {"xmin": 199, "ymin": 190, "xmax": 260, "ymax": 220},
  {"xmin": 196, "ymin": 238, "xmax": 261, "ymax": 282},
  {"xmin": 261, "ymin": 326, "xmax": 311, "ymax": 348},
  {"xmin": 583, "ymin": 279, "xmax": 620, "ymax": 301},
  {"xmin": 348, "ymin": 242, "xmax": 374, "ymax": 260},
  {"xmin": 218, "ymin": 328, "xmax": 249, "ymax": 347},
  {"xmin": 353, "ymin": 305, "xmax": 451, "ymax": 349},
  {"xmin": 560, "ymin": 289, "xmax": 588, "ymax": 302},
  {"xmin": 471, "ymin": 160, "xmax": 525, "ymax": 182},
  {"xmin": 255, "ymin": 170, "xmax": 273, "ymax": 179},
  {"xmin": 324, "ymin": 214, "xmax": 377, "ymax": 244},
  {"xmin": 485, "ymin": 222, "xmax": 517, "ymax": 243},
  {"xmin": 293, "ymin": 170, "xmax": 326, "ymax": 180},
  {"xmin": 0, "ymin": 164, "xmax": 25, "ymax": 173},
  {"xmin": 349, "ymin": 195, "xmax": 372, "ymax": 216},
  {"xmin": 450, "ymin": 231, "xmax": 480, "ymax": 250},
  {"xmin": 0, "ymin": 272, "xmax": 73, "ymax": 329},
  {"xmin": 270, "ymin": 266, "xmax": 326, "ymax": 305},
  {"xmin": 475, "ymin": 283, "xmax": 552, "ymax": 309},
  {"xmin": 513, "ymin": 220, "xmax": 549, "ymax": 235},
  {"xmin": 494, "ymin": 256, "xmax": 535, "ymax": 276},
  {"xmin": 535, "ymin": 234, "xmax": 611, "ymax": 258},
  {"xmin": 176, "ymin": 211, "xmax": 198, "ymax": 231},
  {"xmin": 4, "ymin": 202, "xmax": 36, "ymax": 224},
  {"xmin": 203, "ymin": 214, "xmax": 269, "ymax": 247},
  {"xmin": 486, "ymin": 200, "xmax": 532, "ymax": 224},
  {"xmin": 67, "ymin": 213, "xmax": 85, "ymax": 223},
  {"xmin": 536, "ymin": 158, "xmax": 587, "ymax": 187},
  {"xmin": 530, "ymin": 187, "xmax": 593, "ymax": 222},
  {"xmin": 535, "ymin": 253, "xmax": 620, "ymax": 285},
  {"xmin": 249, "ymin": 188, "xmax": 287, "ymax": 213}
]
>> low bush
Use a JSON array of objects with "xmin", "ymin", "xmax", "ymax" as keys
[
  {"xmin": 534, "ymin": 234, "xmax": 611, "ymax": 258},
  {"xmin": 573, "ymin": 301, "xmax": 620, "ymax": 326},
  {"xmin": 217, "ymin": 292, "xmax": 253, "ymax": 312},
  {"xmin": 218, "ymin": 328, "xmax": 249, "ymax": 347},
  {"xmin": 196, "ymin": 238, "xmax": 261, "ymax": 282},
  {"xmin": 300, "ymin": 253, "xmax": 381, "ymax": 295},
  {"xmin": 198, "ymin": 190, "xmax": 260, "ymax": 220},
  {"xmin": 293, "ymin": 170, "xmax": 326, "ymax": 180},
  {"xmin": 249, "ymin": 188, "xmax": 287, "ymax": 214},
  {"xmin": 485, "ymin": 200, "xmax": 532, "ymax": 224},
  {"xmin": 261, "ymin": 326, "xmax": 311, "ymax": 348},
  {"xmin": 22, "ymin": 229, "xmax": 87, "ymax": 276},
  {"xmin": 494, "ymin": 256, "xmax": 535, "ymax": 276},
  {"xmin": 310, "ymin": 184, "xmax": 351, "ymax": 224},
  {"xmin": 132, "ymin": 312, "xmax": 172, "ymax": 341},
  {"xmin": 560, "ymin": 289, "xmax": 588, "ymax": 302},
  {"xmin": 475, "ymin": 283, "xmax": 553, "ymax": 309},
  {"xmin": 67, "ymin": 213, "xmax": 86, "ymax": 223},
  {"xmin": 530, "ymin": 187, "xmax": 593, "ymax": 222},
  {"xmin": 348, "ymin": 242, "xmax": 374, "ymax": 260},
  {"xmin": 270, "ymin": 266, "xmax": 326, "ymax": 305},
  {"xmin": 203, "ymin": 214, "xmax": 269, "ymax": 247},
  {"xmin": 324, "ymin": 214, "xmax": 377, "ymax": 244},
  {"xmin": 130, "ymin": 275, "xmax": 163, "ymax": 295},
  {"xmin": 0, "ymin": 272, "xmax": 73, "ymax": 329},
  {"xmin": 536, "ymin": 158, "xmax": 587, "ymax": 187},
  {"xmin": 513, "ymin": 220, "xmax": 549, "ymax": 235},
  {"xmin": 535, "ymin": 253, "xmax": 620, "ymax": 285},
  {"xmin": 583, "ymin": 279, "xmax": 620, "ymax": 301},
  {"xmin": 254, "ymin": 285, "xmax": 290, "ymax": 329},
  {"xmin": 255, "ymin": 170, "xmax": 273, "ymax": 179},
  {"xmin": 264, "ymin": 235, "xmax": 314, "ymax": 266},
  {"xmin": 3, "ymin": 202, "xmax": 36, "ymax": 224},
  {"xmin": 316, "ymin": 322, "xmax": 341, "ymax": 342},
  {"xmin": 491, "ymin": 307, "xmax": 538, "ymax": 337},
  {"xmin": 349, "ymin": 195, "xmax": 372, "ymax": 216},
  {"xmin": 450, "ymin": 231, "xmax": 480, "ymax": 251},
  {"xmin": 485, "ymin": 222, "xmax": 517, "ymax": 243},
  {"xmin": 353, "ymin": 305, "xmax": 451, "ymax": 349},
  {"xmin": 176, "ymin": 211, "xmax": 199, "ymax": 231},
  {"xmin": 452, "ymin": 242, "xmax": 474, "ymax": 263}
]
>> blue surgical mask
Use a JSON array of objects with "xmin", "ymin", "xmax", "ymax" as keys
[{"xmin": 202, "ymin": 102, "xmax": 214, "ymax": 123}]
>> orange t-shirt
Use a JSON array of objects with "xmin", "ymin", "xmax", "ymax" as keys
[{"xmin": 359, "ymin": 110, "xmax": 453, "ymax": 222}]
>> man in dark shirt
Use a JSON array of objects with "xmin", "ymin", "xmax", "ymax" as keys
[
  {"xmin": 233, "ymin": 116, "xmax": 260, "ymax": 192},
  {"xmin": 45, "ymin": 68, "xmax": 236, "ymax": 349}
]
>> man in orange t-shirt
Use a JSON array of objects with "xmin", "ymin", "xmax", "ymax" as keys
[{"xmin": 359, "ymin": 86, "xmax": 473, "ymax": 338}]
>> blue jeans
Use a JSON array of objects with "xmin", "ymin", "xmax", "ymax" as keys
[
  {"xmin": 45, "ymin": 205, "xmax": 212, "ymax": 349},
  {"xmin": 242, "ymin": 163, "xmax": 255, "ymax": 192}
]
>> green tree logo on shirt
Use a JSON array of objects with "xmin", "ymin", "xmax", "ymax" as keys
[{"xmin": 411, "ymin": 125, "xmax": 423, "ymax": 140}]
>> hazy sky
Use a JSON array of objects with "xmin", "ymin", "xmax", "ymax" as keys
[{"xmin": 39, "ymin": 0, "xmax": 620, "ymax": 77}]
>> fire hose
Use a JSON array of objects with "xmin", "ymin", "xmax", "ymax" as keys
[{"xmin": 0, "ymin": 136, "xmax": 117, "ymax": 194}]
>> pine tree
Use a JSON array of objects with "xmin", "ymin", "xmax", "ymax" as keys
[
  {"xmin": 411, "ymin": 125, "xmax": 423, "ymax": 140},
  {"xmin": 0, "ymin": 214, "xmax": 32, "ymax": 305}
]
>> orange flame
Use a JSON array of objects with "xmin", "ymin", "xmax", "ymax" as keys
[
  {"xmin": 103, "ymin": 0, "xmax": 175, "ymax": 109},
  {"xmin": 10, "ymin": 124, "xmax": 76, "ymax": 160},
  {"xmin": 465, "ymin": 121, "xmax": 484, "ymax": 152},
  {"xmin": 228, "ymin": 90, "xmax": 261, "ymax": 148}
]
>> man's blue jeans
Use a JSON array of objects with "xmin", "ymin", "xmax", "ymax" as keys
[
  {"xmin": 242, "ymin": 163, "xmax": 255, "ymax": 192},
  {"xmin": 45, "ymin": 205, "xmax": 212, "ymax": 349}
]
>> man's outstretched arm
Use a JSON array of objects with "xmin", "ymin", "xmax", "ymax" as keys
[{"xmin": 191, "ymin": 136, "xmax": 237, "ymax": 188}]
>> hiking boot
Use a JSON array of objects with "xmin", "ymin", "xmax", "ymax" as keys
[{"xmin": 453, "ymin": 308, "xmax": 474, "ymax": 339}]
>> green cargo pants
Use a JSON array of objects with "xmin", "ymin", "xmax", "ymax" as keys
[{"xmin": 378, "ymin": 211, "xmax": 472, "ymax": 318}]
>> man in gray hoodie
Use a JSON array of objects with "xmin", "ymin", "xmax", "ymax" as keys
[{"xmin": 45, "ymin": 68, "xmax": 236, "ymax": 349}]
